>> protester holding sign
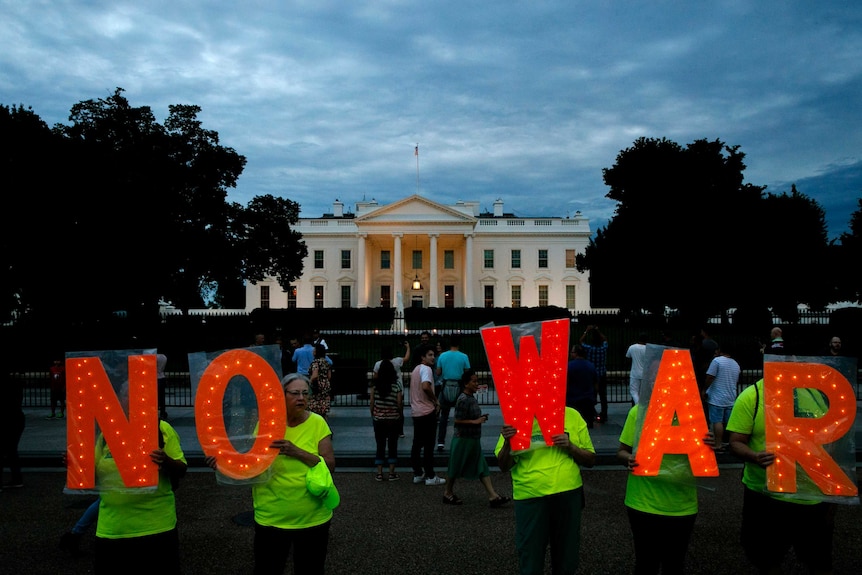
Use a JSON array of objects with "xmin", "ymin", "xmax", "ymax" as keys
[
  {"xmin": 727, "ymin": 379, "xmax": 838, "ymax": 575},
  {"xmin": 92, "ymin": 418, "xmax": 187, "ymax": 575},
  {"xmin": 495, "ymin": 407, "xmax": 595, "ymax": 575},
  {"xmin": 207, "ymin": 373, "xmax": 337, "ymax": 575},
  {"xmin": 618, "ymin": 405, "xmax": 715, "ymax": 575}
]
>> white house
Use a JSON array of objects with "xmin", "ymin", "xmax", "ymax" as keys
[{"xmin": 245, "ymin": 194, "xmax": 592, "ymax": 313}]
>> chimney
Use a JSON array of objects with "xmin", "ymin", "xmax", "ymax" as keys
[
  {"xmin": 493, "ymin": 198, "xmax": 504, "ymax": 217},
  {"xmin": 333, "ymin": 199, "xmax": 344, "ymax": 217}
]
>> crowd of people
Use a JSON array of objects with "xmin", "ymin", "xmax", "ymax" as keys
[{"xmin": 2, "ymin": 327, "xmax": 854, "ymax": 575}]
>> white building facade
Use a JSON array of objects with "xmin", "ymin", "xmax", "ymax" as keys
[{"xmin": 245, "ymin": 194, "xmax": 592, "ymax": 313}]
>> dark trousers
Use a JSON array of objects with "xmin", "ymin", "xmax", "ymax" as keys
[
  {"xmin": 626, "ymin": 507, "xmax": 696, "ymax": 575},
  {"xmin": 373, "ymin": 418, "xmax": 399, "ymax": 465},
  {"xmin": 253, "ymin": 520, "xmax": 331, "ymax": 575},
  {"xmin": 411, "ymin": 412, "xmax": 438, "ymax": 478},
  {"xmin": 94, "ymin": 528, "xmax": 181, "ymax": 575},
  {"xmin": 436, "ymin": 393, "xmax": 456, "ymax": 445},
  {"xmin": 0, "ymin": 412, "xmax": 25, "ymax": 485},
  {"xmin": 595, "ymin": 373, "xmax": 608, "ymax": 417},
  {"xmin": 514, "ymin": 488, "xmax": 584, "ymax": 575},
  {"xmin": 157, "ymin": 377, "xmax": 167, "ymax": 417}
]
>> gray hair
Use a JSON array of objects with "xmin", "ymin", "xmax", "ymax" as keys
[{"xmin": 281, "ymin": 373, "xmax": 311, "ymax": 390}]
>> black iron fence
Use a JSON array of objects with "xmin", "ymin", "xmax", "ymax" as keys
[{"xmin": 15, "ymin": 367, "xmax": 804, "ymax": 410}]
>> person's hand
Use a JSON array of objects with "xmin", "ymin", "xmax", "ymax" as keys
[
  {"xmin": 270, "ymin": 439, "xmax": 300, "ymax": 458},
  {"xmin": 550, "ymin": 433, "xmax": 572, "ymax": 451},
  {"xmin": 625, "ymin": 453, "xmax": 639, "ymax": 472},
  {"xmin": 500, "ymin": 424, "xmax": 517, "ymax": 441},
  {"xmin": 702, "ymin": 431, "xmax": 716, "ymax": 449},
  {"xmin": 150, "ymin": 448, "xmax": 168, "ymax": 466},
  {"xmin": 753, "ymin": 450, "xmax": 775, "ymax": 468}
]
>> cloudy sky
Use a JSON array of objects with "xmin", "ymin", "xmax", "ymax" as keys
[{"xmin": 2, "ymin": 1, "xmax": 861, "ymax": 238}]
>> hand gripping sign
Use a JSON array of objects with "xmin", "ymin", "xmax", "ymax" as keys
[
  {"xmin": 480, "ymin": 319, "xmax": 569, "ymax": 451},
  {"xmin": 763, "ymin": 356, "xmax": 858, "ymax": 500},
  {"xmin": 632, "ymin": 346, "xmax": 718, "ymax": 477}
]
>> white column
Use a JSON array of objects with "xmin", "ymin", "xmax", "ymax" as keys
[
  {"xmin": 429, "ymin": 233, "xmax": 439, "ymax": 307},
  {"xmin": 357, "ymin": 233, "xmax": 367, "ymax": 307},
  {"xmin": 464, "ymin": 233, "xmax": 475, "ymax": 307},
  {"xmin": 393, "ymin": 233, "xmax": 403, "ymax": 312}
]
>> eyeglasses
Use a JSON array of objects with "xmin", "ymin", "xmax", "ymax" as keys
[{"xmin": 285, "ymin": 390, "xmax": 310, "ymax": 397}]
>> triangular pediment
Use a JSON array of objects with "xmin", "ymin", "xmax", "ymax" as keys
[{"xmin": 356, "ymin": 194, "xmax": 476, "ymax": 224}]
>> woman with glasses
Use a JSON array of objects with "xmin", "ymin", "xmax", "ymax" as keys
[{"xmin": 206, "ymin": 373, "xmax": 336, "ymax": 574}]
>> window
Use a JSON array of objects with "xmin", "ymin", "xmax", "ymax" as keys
[
  {"xmin": 314, "ymin": 286, "xmax": 324, "ymax": 309},
  {"xmin": 511, "ymin": 249, "xmax": 521, "ymax": 269},
  {"xmin": 484, "ymin": 285, "xmax": 494, "ymax": 308},
  {"xmin": 566, "ymin": 285, "xmax": 576, "ymax": 309},
  {"xmin": 381, "ymin": 250, "xmax": 391, "ymax": 270},
  {"xmin": 260, "ymin": 285, "xmax": 270, "ymax": 309},
  {"xmin": 566, "ymin": 249, "xmax": 576, "ymax": 268},
  {"xmin": 444, "ymin": 285, "xmax": 454, "ymax": 308},
  {"xmin": 341, "ymin": 250, "xmax": 351, "ymax": 269},
  {"xmin": 538, "ymin": 285, "xmax": 549, "ymax": 306},
  {"xmin": 484, "ymin": 249, "xmax": 494, "ymax": 269},
  {"xmin": 314, "ymin": 250, "xmax": 324, "ymax": 269},
  {"xmin": 341, "ymin": 285, "xmax": 351, "ymax": 308},
  {"xmin": 511, "ymin": 285, "xmax": 521, "ymax": 308},
  {"xmin": 380, "ymin": 285, "xmax": 391, "ymax": 308},
  {"xmin": 412, "ymin": 250, "xmax": 422, "ymax": 269},
  {"xmin": 444, "ymin": 250, "xmax": 454, "ymax": 269},
  {"xmin": 538, "ymin": 249, "xmax": 548, "ymax": 268},
  {"xmin": 287, "ymin": 285, "xmax": 297, "ymax": 309}
]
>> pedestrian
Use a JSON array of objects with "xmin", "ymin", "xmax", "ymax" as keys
[
  {"xmin": 292, "ymin": 334, "xmax": 315, "ymax": 376},
  {"xmin": 823, "ymin": 336, "xmax": 843, "ymax": 357},
  {"xmin": 703, "ymin": 342, "xmax": 741, "ymax": 451},
  {"xmin": 47, "ymin": 358, "xmax": 66, "ymax": 419},
  {"xmin": 759, "ymin": 326, "xmax": 786, "ymax": 356},
  {"xmin": 727, "ymin": 379, "xmax": 837, "ymax": 574},
  {"xmin": 309, "ymin": 344, "xmax": 332, "ymax": 419},
  {"xmin": 409, "ymin": 344, "xmax": 446, "ymax": 486},
  {"xmin": 625, "ymin": 333, "xmax": 648, "ymax": 404},
  {"xmin": 370, "ymin": 354, "xmax": 403, "ymax": 481},
  {"xmin": 435, "ymin": 334, "xmax": 471, "ymax": 452},
  {"xmin": 0, "ymin": 368, "xmax": 25, "ymax": 490},
  {"xmin": 206, "ymin": 373, "xmax": 337, "ymax": 575},
  {"xmin": 566, "ymin": 344, "xmax": 598, "ymax": 428},
  {"xmin": 579, "ymin": 325, "xmax": 609, "ymax": 423},
  {"xmin": 495, "ymin": 407, "xmax": 596, "ymax": 575},
  {"xmin": 373, "ymin": 342, "xmax": 410, "ymax": 438},
  {"xmin": 443, "ymin": 369, "xmax": 510, "ymax": 507}
]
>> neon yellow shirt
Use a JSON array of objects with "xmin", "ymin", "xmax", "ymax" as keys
[
  {"xmin": 96, "ymin": 420, "xmax": 187, "ymax": 539},
  {"xmin": 620, "ymin": 406, "xmax": 697, "ymax": 516},
  {"xmin": 494, "ymin": 407, "xmax": 594, "ymax": 501},
  {"xmin": 252, "ymin": 412, "xmax": 334, "ymax": 529}
]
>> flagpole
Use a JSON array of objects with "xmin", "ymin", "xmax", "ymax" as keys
[{"xmin": 414, "ymin": 143, "xmax": 419, "ymax": 194}]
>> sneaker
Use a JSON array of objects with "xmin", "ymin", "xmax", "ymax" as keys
[
  {"xmin": 436, "ymin": 443, "xmax": 445, "ymax": 452},
  {"xmin": 425, "ymin": 475, "xmax": 446, "ymax": 486},
  {"xmin": 388, "ymin": 473, "xmax": 400, "ymax": 481},
  {"xmin": 375, "ymin": 473, "xmax": 384, "ymax": 482},
  {"xmin": 412, "ymin": 475, "xmax": 425, "ymax": 484},
  {"xmin": 45, "ymin": 415, "xmax": 56, "ymax": 420},
  {"xmin": 58, "ymin": 413, "xmax": 65, "ymax": 419}
]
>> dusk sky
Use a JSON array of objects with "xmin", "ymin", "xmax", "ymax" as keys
[{"xmin": 2, "ymin": 1, "xmax": 860, "ymax": 238}]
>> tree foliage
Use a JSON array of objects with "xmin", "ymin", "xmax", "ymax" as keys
[
  {"xmin": 577, "ymin": 137, "xmax": 837, "ymax": 328},
  {"xmin": 1, "ymin": 88, "xmax": 306, "ymax": 323}
]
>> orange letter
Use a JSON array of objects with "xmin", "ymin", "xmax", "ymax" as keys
[
  {"xmin": 634, "ymin": 349, "xmax": 718, "ymax": 477},
  {"xmin": 195, "ymin": 349, "xmax": 287, "ymax": 480},
  {"xmin": 66, "ymin": 355, "xmax": 160, "ymax": 490},
  {"xmin": 481, "ymin": 319, "xmax": 568, "ymax": 451},
  {"xmin": 764, "ymin": 362, "xmax": 857, "ymax": 496}
]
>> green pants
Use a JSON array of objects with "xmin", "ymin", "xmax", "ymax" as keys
[{"xmin": 514, "ymin": 487, "xmax": 584, "ymax": 575}]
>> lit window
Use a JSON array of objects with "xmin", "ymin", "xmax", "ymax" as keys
[
  {"xmin": 314, "ymin": 286, "xmax": 324, "ymax": 309},
  {"xmin": 484, "ymin": 285, "xmax": 494, "ymax": 308},
  {"xmin": 565, "ymin": 249, "xmax": 576, "ymax": 268},
  {"xmin": 511, "ymin": 285, "xmax": 521, "ymax": 308}
]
